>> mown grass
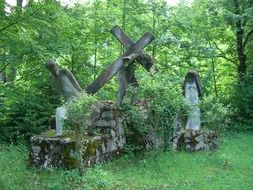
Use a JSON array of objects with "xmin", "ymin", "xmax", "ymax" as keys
[{"xmin": 0, "ymin": 133, "xmax": 252, "ymax": 190}]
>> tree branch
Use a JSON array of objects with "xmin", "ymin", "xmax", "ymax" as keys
[
  {"xmin": 210, "ymin": 39, "xmax": 237, "ymax": 65},
  {"xmin": 0, "ymin": 5, "xmax": 43, "ymax": 33},
  {"xmin": 243, "ymin": 28, "xmax": 253, "ymax": 48},
  {"xmin": 0, "ymin": 63, "xmax": 11, "ymax": 73},
  {"xmin": 216, "ymin": 54, "xmax": 237, "ymax": 65}
]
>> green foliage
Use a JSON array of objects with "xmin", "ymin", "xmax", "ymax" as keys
[
  {"xmin": 0, "ymin": 133, "xmax": 253, "ymax": 189},
  {"xmin": 230, "ymin": 65, "xmax": 253, "ymax": 131},
  {"xmin": 123, "ymin": 74, "xmax": 184, "ymax": 151},
  {"xmin": 0, "ymin": 80, "xmax": 59, "ymax": 143},
  {"xmin": 65, "ymin": 94, "xmax": 97, "ymax": 132},
  {"xmin": 200, "ymin": 95, "xmax": 233, "ymax": 132},
  {"xmin": 64, "ymin": 94, "xmax": 97, "ymax": 173}
]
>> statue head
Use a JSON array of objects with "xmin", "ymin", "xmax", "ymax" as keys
[
  {"xmin": 138, "ymin": 54, "xmax": 155, "ymax": 71},
  {"xmin": 183, "ymin": 70, "xmax": 202, "ymax": 97},
  {"xmin": 45, "ymin": 59, "xmax": 60, "ymax": 77},
  {"xmin": 137, "ymin": 54, "xmax": 158, "ymax": 76}
]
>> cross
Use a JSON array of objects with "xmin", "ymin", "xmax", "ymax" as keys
[
  {"xmin": 111, "ymin": 25, "xmax": 155, "ymax": 67},
  {"xmin": 85, "ymin": 26, "xmax": 155, "ymax": 94}
]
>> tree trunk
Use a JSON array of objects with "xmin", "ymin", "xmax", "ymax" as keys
[
  {"xmin": 17, "ymin": 0, "xmax": 23, "ymax": 8},
  {"xmin": 152, "ymin": 6, "xmax": 156, "ymax": 58},
  {"xmin": 211, "ymin": 59, "xmax": 218, "ymax": 97},
  {"xmin": 234, "ymin": 0, "xmax": 247, "ymax": 79},
  {"xmin": 93, "ymin": 0, "xmax": 98, "ymax": 79},
  {"xmin": 0, "ymin": 1, "xmax": 5, "ymax": 82}
]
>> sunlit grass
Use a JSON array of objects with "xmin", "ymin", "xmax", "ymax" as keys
[{"xmin": 0, "ymin": 132, "xmax": 252, "ymax": 190}]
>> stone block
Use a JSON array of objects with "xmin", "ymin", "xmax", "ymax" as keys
[
  {"xmin": 101, "ymin": 111, "xmax": 114, "ymax": 120},
  {"xmin": 94, "ymin": 120, "xmax": 111, "ymax": 127}
]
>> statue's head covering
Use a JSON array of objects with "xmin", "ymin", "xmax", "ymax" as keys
[
  {"xmin": 45, "ymin": 59, "xmax": 60, "ymax": 77},
  {"xmin": 183, "ymin": 70, "xmax": 202, "ymax": 97}
]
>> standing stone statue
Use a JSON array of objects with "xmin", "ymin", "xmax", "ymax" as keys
[
  {"xmin": 45, "ymin": 59, "xmax": 84, "ymax": 136},
  {"xmin": 183, "ymin": 71, "xmax": 201, "ymax": 130}
]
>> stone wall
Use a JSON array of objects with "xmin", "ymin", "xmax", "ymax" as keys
[{"xmin": 29, "ymin": 101, "xmax": 126, "ymax": 169}]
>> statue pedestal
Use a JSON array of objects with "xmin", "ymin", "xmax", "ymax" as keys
[
  {"xmin": 172, "ymin": 129, "xmax": 219, "ymax": 152},
  {"xmin": 29, "ymin": 101, "xmax": 126, "ymax": 169},
  {"xmin": 29, "ymin": 131, "xmax": 77, "ymax": 169},
  {"xmin": 29, "ymin": 130, "xmax": 125, "ymax": 169}
]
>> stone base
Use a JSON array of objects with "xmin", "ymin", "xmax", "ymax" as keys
[
  {"xmin": 29, "ymin": 131, "xmax": 77, "ymax": 169},
  {"xmin": 29, "ymin": 130, "xmax": 126, "ymax": 169},
  {"xmin": 30, "ymin": 100, "xmax": 126, "ymax": 169},
  {"xmin": 172, "ymin": 129, "xmax": 219, "ymax": 152}
]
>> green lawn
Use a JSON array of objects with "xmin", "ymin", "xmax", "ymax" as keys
[{"xmin": 0, "ymin": 133, "xmax": 252, "ymax": 190}]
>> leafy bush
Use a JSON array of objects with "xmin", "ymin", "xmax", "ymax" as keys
[
  {"xmin": 0, "ymin": 82, "xmax": 60, "ymax": 143},
  {"xmin": 200, "ymin": 95, "xmax": 233, "ymax": 132},
  {"xmin": 231, "ymin": 65, "xmax": 253, "ymax": 132},
  {"xmin": 123, "ymin": 74, "xmax": 184, "ymax": 151},
  {"xmin": 64, "ymin": 93, "xmax": 97, "ymax": 173},
  {"xmin": 65, "ymin": 94, "xmax": 97, "ymax": 132}
]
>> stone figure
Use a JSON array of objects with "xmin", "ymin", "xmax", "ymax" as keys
[
  {"xmin": 45, "ymin": 59, "xmax": 83, "ymax": 102},
  {"xmin": 183, "ymin": 71, "xmax": 201, "ymax": 130},
  {"xmin": 116, "ymin": 53, "xmax": 155, "ymax": 107},
  {"xmin": 45, "ymin": 26, "xmax": 155, "ymax": 136},
  {"xmin": 110, "ymin": 26, "xmax": 156, "ymax": 107},
  {"xmin": 45, "ymin": 59, "xmax": 84, "ymax": 136}
]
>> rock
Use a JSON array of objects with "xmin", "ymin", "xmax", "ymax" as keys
[
  {"xmin": 195, "ymin": 134, "xmax": 204, "ymax": 142},
  {"xmin": 110, "ymin": 129, "xmax": 116, "ymax": 138},
  {"xmin": 94, "ymin": 120, "xmax": 111, "ymax": 127},
  {"xmin": 101, "ymin": 111, "xmax": 114, "ymax": 120},
  {"xmin": 195, "ymin": 142, "xmax": 205, "ymax": 151},
  {"xmin": 110, "ymin": 120, "xmax": 116, "ymax": 128}
]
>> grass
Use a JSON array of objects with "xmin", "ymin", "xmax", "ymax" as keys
[{"xmin": 0, "ymin": 132, "xmax": 253, "ymax": 190}]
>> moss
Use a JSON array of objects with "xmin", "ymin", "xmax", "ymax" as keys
[
  {"xmin": 61, "ymin": 143, "xmax": 79, "ymax": 169},
  {"xmin": 39, "ymin": 130, "xmax": 77, "ymax": 140},
  {"xmin": 85, "ymin": 139, "xmax": 102, "ymax": 156}
]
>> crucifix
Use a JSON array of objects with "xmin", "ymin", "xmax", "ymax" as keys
[
  {"xmin": 46, "ymin": 26, "xmax": 155, "ymax": 136},
  {"xmin": 85, "ymin": 25, "xmax": 155, "ymax": 107}
]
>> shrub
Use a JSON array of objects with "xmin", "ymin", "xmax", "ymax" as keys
[
  {"xmin": 200, "ymin": 95, "xmax": 233, "ymax": 132},
  {"xmin": 65, "ymin": 93, "xmax": 97, "ymax": 132},
  {"xmin": 0, "ymin": 82, "xmax": 60, "ymax": 143},
  {"xmin": 123, "ymin": 74, "xmax": 184, "ymax": 151}
]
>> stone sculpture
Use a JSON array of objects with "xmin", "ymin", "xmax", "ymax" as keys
[
  {"xmin": 45, "ymin": 59, "xmax": 84, "ymax": 136},
  {"xmin": 46, "ymin": 26, "xmax": 155, "ymax": 136},
  {"xmin": 45, "ymin": 59, "xmax": 83, "ymax": 102},
  {"xmin": 172, "ymin": 71, "xmax": 218, "ymax": 151},
  {"xmin": 183, "ymin": 71, "xmax": 201, "ymax": 130},
  {"xmin": 85, "ymin": 25, "xmax": 156, "ymax": 107},
  {"xmin": 110, "ymin": 26, "xmax": 156, "ymax": 107}
]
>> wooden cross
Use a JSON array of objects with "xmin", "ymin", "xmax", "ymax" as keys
[
  {"xmin": 111, "ymin": 25, "xmax": 155, "ymax": 67},
  {"xmin": 85, "ymin": 26, "xmax": 155, "ymax": 94}
]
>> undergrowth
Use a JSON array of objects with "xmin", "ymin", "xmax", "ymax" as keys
[{"xmin": 0, "ymin": 132, "xmax": 252, "ymax": 190}]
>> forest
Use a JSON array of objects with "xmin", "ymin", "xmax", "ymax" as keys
[{"xmin": 0, "ymin": 0, "xmax": 253, "ymax": 189}]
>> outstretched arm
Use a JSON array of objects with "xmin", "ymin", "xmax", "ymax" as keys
[{"xmin": 61, "ymin": 69, "xmax": 83, "ymax": 93}]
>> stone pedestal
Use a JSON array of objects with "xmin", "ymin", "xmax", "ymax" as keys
[
  {"xmin": 29, "ymin": 131, "xmax": 77, "ymax": 169},
  {"xmin": 29, "ymin": 101, "xmax": 126, "ymax": 169},
  {"xmin": 172, "ymin": 129, "xmax": 218, "ymax": 152}
]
